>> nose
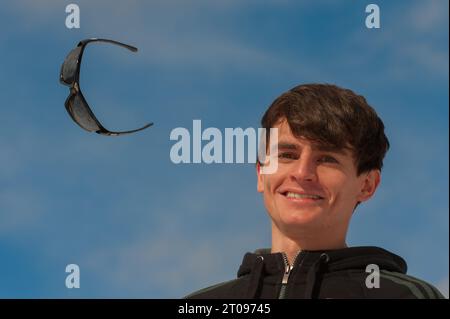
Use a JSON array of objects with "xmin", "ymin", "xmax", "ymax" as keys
[{"xmin": 290, "ymin": 151, "xmax": 317, "ymax": 182}]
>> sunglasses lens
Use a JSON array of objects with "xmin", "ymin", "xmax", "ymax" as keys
[
  {"xmin": 61, "ymin": 47, "xmax": 82, "ymax": 84},
  {"xmin": 66, "ymin": 93, "xmax": 101, "ymax": 132}
]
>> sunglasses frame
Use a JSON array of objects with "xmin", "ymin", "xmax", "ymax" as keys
[{"xmin": 60, "ymin": 38, "xmax": 153, "ymax": 136}]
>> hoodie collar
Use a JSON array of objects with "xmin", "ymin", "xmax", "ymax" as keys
[
  {"xmin": 239, "ymin": 246, "xmax": 407, "ymax": 276},
  {"xmin": 237, "ymin": 246, "xmax": 407, "ymax": 298}
]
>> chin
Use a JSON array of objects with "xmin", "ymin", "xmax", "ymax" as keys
[{"xmin": 279, "ymin": 208, "xmax": 323, "ymax": 227}]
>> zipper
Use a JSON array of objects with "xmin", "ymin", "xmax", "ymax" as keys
[{"xmin": 278, "ymin": 251, "xmax": 302, "ymax": 299}]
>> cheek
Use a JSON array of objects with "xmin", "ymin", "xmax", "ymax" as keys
[
  {"xmin": 319, "ymin": 170, "xmax": 349, "ymax": 201},
  {"xmin": 263, "ymin": 176, "xmax": 280, "ymax": 209},
  {"xmin": 263, "ymin": 169, "xmax": 285, "ymax": 194},
  {"xmin": 324, "ymin": 175, "xmax": 362, "ymax": 208},
  {"xmin": 262, "ymin": 179, "xmax": 276, "ymax": 214},
  {"xmin": 265, "ymin": 179, "xmax": 271, "ymax": 191},
  {"xmin": 263, "ymin": 179, "xmax": 275, "ymax": 205}
]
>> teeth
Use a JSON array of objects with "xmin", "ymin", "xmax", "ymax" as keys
[{"xmin": 286, "ymin": 192, "xmax": 322, "ymax": 199}]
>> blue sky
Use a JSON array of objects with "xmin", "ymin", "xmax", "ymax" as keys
[{"xmin": 0, "ymin": 0, "xmax": 448, "ymax": 298}]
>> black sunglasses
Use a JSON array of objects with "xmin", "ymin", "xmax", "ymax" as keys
[{"xmin": 60, "ymin": 38, "xmax": 153, "ymax": 136}]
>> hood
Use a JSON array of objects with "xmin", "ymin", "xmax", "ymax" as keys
[{"xmin": 237, "ymin": 246, "xmax": 407, "ymax": 298}]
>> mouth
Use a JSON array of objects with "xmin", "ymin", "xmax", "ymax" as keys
[{"xmin": 280, "ymin": 191, "xmax": 325, "ymax": 203}]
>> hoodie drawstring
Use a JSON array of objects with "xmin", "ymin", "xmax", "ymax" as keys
[
  {"xmin": 246, "ymin": 256, "xmax": 265, "ymax": 298},
  {"xmin": 304, "ymin": 253, "xmax": 330, "ymax": 299}
]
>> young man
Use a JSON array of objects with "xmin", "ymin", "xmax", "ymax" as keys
[{"xmin": 186, "ymin": 84, "xmax": 444, "ymax": 299}]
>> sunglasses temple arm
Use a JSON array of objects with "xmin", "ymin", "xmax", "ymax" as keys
[
  {"xmin": 96, "ymin": 122, "xmax": 154, "ymax": 136},
  {"xmin": 80, "ymin": 38, "xmax": 138, "ymax": 52}
]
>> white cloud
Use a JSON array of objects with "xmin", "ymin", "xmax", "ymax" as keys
[
  {"xmin": 67, "ymin": 167, "xmax": 269, "ymax": 297},
  {"xmin": 345, "ymin": 0, "xmax": 448, "ymax": 80},
  {"xmin": 403, "ymin": 41, "xmax": 449, "ymax": 76},
  {"xmin": 0, "ymin": 187, "xmax": 47, "ymax": 234},
  {"xmin": 407, "ymin": 0, "xmax": 448, "ymax": 33},
  {"xmin": 1, "ymin": 0, "xmax": 328, "ymax": 78},
  {"xmin": 81, "ymin": 205, "xmax": 267, "ymax": 297},
  {"xmin": 0, "ymin": 0, "xmax": 447, "ymax": 298}
]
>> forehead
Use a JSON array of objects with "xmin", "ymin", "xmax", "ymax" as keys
[{"xmin": 273, "ymin": 120, "xmax": 353, "ymax": 156}]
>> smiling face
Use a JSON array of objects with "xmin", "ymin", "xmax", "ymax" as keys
[{"xmin": 257, "ymin": 119, "xmax": 380, "ymax": 248}]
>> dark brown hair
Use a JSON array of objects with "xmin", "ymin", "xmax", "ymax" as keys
[{"xmin": 261, "ymin": 83, "xmax": 389, "ymax": 175}]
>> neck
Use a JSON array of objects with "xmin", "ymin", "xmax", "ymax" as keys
[{"xmin": 270, "ymin": 223, "xmax": 348, "ymax": 264}]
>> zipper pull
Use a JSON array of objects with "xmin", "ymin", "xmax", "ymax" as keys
[
  {"xmin": 278, "ymin": 253, "xmax": 292, "ymax": 299},
  {"xmin": 279, "ymin": 251, "xmax": 303, "ymax": 299},
  {"xmin": 282, "ymin": 263, "xmax": 292, "ymax": 284}
]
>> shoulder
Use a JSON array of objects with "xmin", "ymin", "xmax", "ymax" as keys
[
  {"xmin": 322, "ymin": 269, "xmax": 445, "ymax": 299},
  {"xmin": 376, "ymin": 270, "xmax": 445, "ymax": 299}
]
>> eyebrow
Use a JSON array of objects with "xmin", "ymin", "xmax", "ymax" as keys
[
  {"xmin": 271, "ymin": 142, "xmax": 348, "ymax": 155},
  {"xmin": 276, "ymin": 143, "xmax": 298, "ymax": 150},
  {"xmin": 315, "ymin": 144, "xmax": 348, "ymax": 155}
]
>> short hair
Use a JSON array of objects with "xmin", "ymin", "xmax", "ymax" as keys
[{"xmin": 260, "ymin": 83, "xmax": 389, "ymax": 175}]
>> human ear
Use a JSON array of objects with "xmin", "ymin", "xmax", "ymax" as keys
[
  {"xmin": 357, "ymin": 170, "xmax": 381, "ymax": 203},
  {"xmin": 256, "ymin": 162, "xmax": 264, "ymax": 193}
]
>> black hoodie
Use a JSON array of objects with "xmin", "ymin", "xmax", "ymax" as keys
[{"xmin": 186, "ymin": 246, "xmax": 444, "ymax": 299}]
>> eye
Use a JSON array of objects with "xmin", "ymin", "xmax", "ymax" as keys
[
  {"xmin": 318, "ymin": 155, "xmax": 338, "ymax": 163},
  {"xmin": 278, "ymin": 152, "xmax": 298, "ymax": 160}
]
